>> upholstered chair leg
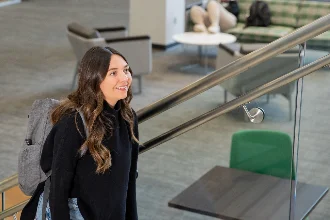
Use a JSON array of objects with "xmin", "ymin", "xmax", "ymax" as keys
[
  {"xmin": 266, "ymin": 94, "xmax": 270, "ymax": 103},
  {"xmin": 133, "ymin": 75, "xmax": 142, "ymax": 95},
  {"xmin": 224, "ymin": 90, "xmax": 228, "ymax": 103},
  {"xmin": 138, "ymin": 75, "xmax": 142, "ymax": 94},
  {"xmin": 71, "ymin": 62, "xmax": 79, "ymax": 90}
]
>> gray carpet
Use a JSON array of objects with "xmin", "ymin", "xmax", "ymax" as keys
[{"xmin": 1, "ymin": 0, "xmax": 329, "ymax": 219}]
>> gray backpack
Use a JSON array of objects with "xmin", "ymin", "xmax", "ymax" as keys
[{"xmin": 18, "ymin": 98, "xmax": 88, "ymax": 196}]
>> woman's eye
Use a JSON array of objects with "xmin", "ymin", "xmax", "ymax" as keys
[
  {"xmin": 109, "ymin": 71, "xmax": 116, "ymax": 76},
  {"xmin": 124, "ymin": 69, "xmax": 131, "ymax": 74}
]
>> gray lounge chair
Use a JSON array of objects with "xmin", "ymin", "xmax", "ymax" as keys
[
  {"xmin": 67, "ymin": 22, "xmax": 152, "ymax": 94},
  {"xmin": 216, "ymin": 43, "xmax": 298, "ymax": 120}
]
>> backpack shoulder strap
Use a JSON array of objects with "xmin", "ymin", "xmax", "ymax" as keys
[
  {"xmin": 77, "ymin": 109, "xmax": 89, "ymax": 138},
  {"xmin": 77, "ymin": 109, "xmax": 89, "ymax": 156}
]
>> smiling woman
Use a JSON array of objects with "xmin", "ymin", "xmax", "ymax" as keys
[
  {"xmin": 21, "ymin": 46, "xmax": 140, "ymax": 220},
  {"xmin": 100, "ymin": 53, "xmax": 132, "ymax": 107}
]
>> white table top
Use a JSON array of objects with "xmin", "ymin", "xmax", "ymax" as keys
[{"xmin": 173, "ymin": 32, "xmax": 237, "ymax": 46}]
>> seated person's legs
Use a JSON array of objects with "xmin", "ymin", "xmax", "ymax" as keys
[
  {"xmin": 207, "ymin": 0, "xmax": 220, "ymax": 33},
  {"xmin": 190, "ymin": 5, "xmax": 210, "ymax": 32},
  {"xmin": 191, "ymin": 1, "xmax": 237, "ymax": 33},
  {"xmin": 207, "ymin": 0, "xmax": 237, "ymax": 33},
  {"xmin": 218, "ymin": 2, "xmax": 237, "ymax": 31}
]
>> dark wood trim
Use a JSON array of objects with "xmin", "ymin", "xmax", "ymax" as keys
[
  {"xmin": 105, "ymin": 35, "xmax": 150, "ymax": 43},
  {"xmin": 95, "ymin": 26, "xmax": 126, "ymax": 32},
  {"xmin": 152, "ymin": 42, "xmax": 179, "ymax": 50}
]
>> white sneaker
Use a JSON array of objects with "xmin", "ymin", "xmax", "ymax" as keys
[
  {"xmin": 193, "ymin": 24, "xmax": 207, "ymax": 33},
  {"xmin": 208, "ymin": 25, "xmax": 220, "ymax": 34}
]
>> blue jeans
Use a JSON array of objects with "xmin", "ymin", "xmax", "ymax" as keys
[{"xmin": 35, "ymin": 192, "xmax": 84, "ymax": 220}]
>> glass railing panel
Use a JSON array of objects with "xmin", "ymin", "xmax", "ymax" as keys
[
  {"xmin": 293, "ymin": 33, "xmax": 330, "ymax": 220},
  {"xmin": 136, "ymin": 55, "xmax": 301, "ymax": 219}
]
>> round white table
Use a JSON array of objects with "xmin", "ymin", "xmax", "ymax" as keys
[
  {"xmin": 173, "ymin": 32, "xmax": 237, "ymax": 74},
  {"xmin": 173, "ymin": 32, "xmax": 237, "ymax": 46}
]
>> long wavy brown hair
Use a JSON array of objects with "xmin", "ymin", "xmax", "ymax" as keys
[{"xmin": 51, "ymin": 46, "xmax": 139, "ymax": 174}]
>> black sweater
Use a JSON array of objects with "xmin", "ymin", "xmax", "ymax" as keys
[{"xmin": 21, "ymin": 102, "xmax": 139, "ymax": 220}]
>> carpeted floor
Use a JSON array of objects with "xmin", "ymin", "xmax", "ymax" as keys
[{"xmin": 0, "ymin": 0, "xmax": 329, "ymax": 219}]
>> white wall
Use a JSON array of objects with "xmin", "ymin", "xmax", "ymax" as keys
[
  {"xmin": 129, "ymin": 0, "xmax": 184, "ymax": 46},
  {"xmin": 165, "ymin": 0, "xmax": 185, "ymax": 45}
]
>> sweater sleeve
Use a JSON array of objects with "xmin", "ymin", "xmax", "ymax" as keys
[
  {"xmin": 41, "ymin": 114, "xmax": 84, "ymax": 220},
  {"xmin": 126, "ymin": 110, "xmax": 139, "ymax": 220}
]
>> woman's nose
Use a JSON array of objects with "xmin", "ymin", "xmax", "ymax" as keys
[{"xmin": 119, "ymin": 71, "xmax": 128, "ymax": 81}]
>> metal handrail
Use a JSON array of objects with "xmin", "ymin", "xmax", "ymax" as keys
[
  {"xmin": 0, "ymin": 200, "xmax": 29, "ymax": 219},
  {"xmin": 137, "ymin": 14, "xmax": 330, "ymax": 123},
  {"xmin": 139, "ymin": 54, "xmax": 330, "ymax": 153},
  {"xmin": 1, "ymin": 13, "xmax": 330, "ymax": 218},
  {"xmin": 0, "ymin": 174, "xmax": 18, "ymax": 193}
]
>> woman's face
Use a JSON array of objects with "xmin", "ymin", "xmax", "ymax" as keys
[{"xmin": 100, "ymin": 54, "xmax": 132, "ymax": 107}]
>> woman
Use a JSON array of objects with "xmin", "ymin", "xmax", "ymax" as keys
[
  {"xmin": 190, "ymin": 0, "xmax": 237, "ymax": 33},
  {"xmin": 21, "ymin": 46, "xmax": 140, "ymax": 220}
]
